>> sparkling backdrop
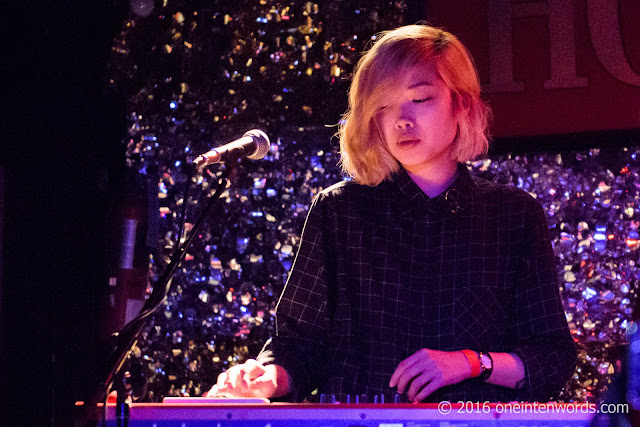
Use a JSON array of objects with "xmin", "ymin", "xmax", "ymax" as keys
[{"xmin": 106, "ymin": 0, "xmax": 638, "ymax": 403}]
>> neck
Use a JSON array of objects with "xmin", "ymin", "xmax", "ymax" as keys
[{"xmin": 405, "ymin": 160, "xmax": 459, "ymax": 198}]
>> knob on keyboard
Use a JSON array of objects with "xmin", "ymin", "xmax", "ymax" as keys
[{"xmin": 316, "ymin": 393, "xmax": 408, "ymax": 404}]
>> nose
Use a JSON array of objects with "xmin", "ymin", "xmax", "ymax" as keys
[
  {"xmin": 395, "ymin": 105, "xmax": 415, "ymax": 130},
  {"xmin": 395, "ymin": 116, "xmax": 414, "ymax": 130}
]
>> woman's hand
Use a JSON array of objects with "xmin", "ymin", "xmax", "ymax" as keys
[
  {"xmin": 389, "ymin": 349, "xmax": 472, "ymax": 402},
  {"xmin": 206, "ymin": 359, "xmax": 290, "ymax": 399}
]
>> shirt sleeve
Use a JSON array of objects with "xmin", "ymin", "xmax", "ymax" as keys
[
  {"xmin": 505, "ymin": 197, "xmax": 577, "ymax": 401},
  {"xmin": 256, "ymin": 191, "xmax": 335, "ymax": 401}
]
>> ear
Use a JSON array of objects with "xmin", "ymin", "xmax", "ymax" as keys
[{"xmin": 453, "ymin": 92, "xmax": 471, "ymax": 115}]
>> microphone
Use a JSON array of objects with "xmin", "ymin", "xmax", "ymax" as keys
[{"xmin": 194, "ymin": 129, "xmax": 270, "ymax": 167}]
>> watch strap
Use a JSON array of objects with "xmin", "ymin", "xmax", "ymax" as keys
[{"xmin": 461, "ymin": 349, "xmax": 481, "ymax": 378}]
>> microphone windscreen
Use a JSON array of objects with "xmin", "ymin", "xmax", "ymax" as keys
[{"xmin": 244, "ymin": 129, "xmax": 270, "ymax": 160}]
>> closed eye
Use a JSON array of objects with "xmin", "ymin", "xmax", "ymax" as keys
[{"xmin": 412, "ymin": 97, "xmax": 432, "ymax": 103}]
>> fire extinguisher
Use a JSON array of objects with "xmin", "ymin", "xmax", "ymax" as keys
[{"xmin": 102, "ymin": 196, "xmax": 149, "ymax": 339}]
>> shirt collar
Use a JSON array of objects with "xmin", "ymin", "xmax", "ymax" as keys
[{"xmin": 393, "ymin": 163, "xmax": 474, "ymax": 215}]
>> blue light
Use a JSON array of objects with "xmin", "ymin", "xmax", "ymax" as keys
[
  {"xmin": 170, "ymin": 101, "xmax": 177, "ymax": 109},
  {"xmin": 582, "ymin": 287, "xmax": 597, "ymax": 300},
  {"xmin": 236, "ymin": 238, "xmax": 249, "ymax": 254},
  {"xmin": 174, "ymin": 160, "xmax": 181, "ymax": 167},
  {"xmin": 246, "ymin": 76, "xmax": 251, "ymax": 81}
]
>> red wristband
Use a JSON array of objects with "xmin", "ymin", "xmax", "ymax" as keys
[{"xmin": 461, "ymin": 349, "xmax": 481, "ymax": 378}]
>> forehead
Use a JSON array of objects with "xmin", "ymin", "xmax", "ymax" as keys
[
  {"xmin": 401, "ymin": 61, "xmax": 443, "ymax": 87},
  {"xmin": 367, "ymin": 60, "xmax": 446, "ymax": 108}
]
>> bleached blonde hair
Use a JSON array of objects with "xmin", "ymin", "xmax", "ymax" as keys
[{"xmin": 338, "ymin": 24, "xmax": 490, "ymax": 186}]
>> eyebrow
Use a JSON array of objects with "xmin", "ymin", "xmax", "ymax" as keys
[{"xmin": 407, "ymin": 81, "xmax": 434, "ymax": 89}]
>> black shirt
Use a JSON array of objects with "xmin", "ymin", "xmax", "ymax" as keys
[{"xmin": 258, "ymin": 164, "xmax": 577, "ymax": 403}]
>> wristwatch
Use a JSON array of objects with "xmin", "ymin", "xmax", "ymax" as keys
[{"xmin": 477, "ymin": 352, "xmax": 494, "ymax": 381}]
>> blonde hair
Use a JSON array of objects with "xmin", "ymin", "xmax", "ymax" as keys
[{"xmin": 338, "ymin": 24, "xmax": 490, "ymax": 186}]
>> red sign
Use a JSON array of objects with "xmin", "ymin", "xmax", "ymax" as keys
[{"xmin": 425, "ymin": 0, "xmax": 640, "ymax": 138}]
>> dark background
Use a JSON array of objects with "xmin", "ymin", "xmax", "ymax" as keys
[
  {"xmin": 1, "ymin": 1, "xmax": 638, "ymax": 425},
  {"xmin": 1, "ymin": 1, "xmax": 129, "ymax": 424}
]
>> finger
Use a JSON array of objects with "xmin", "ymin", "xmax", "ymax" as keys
[
  {"xmin": 396, "ymin": 361, "xmax": 428, "ymax": 394},
  {"xmin": 247, "ymin": 362, "xmax": 266, "ymax": 381},
  {"xmin": 236, "ymin": 372, "xmax": 251, "ymax": 393},
  {"xmin": 413, "ymin": 378, "xmax": 442, "ymax": 402},
  {"xmin": 215, "ymin": 373, "xmax": 231, "ymax": 394},
  {"xmin": 205, "ymin": 384, "xmax": 218, "ymax": 397},
  {"xmin": 389, "ymin": 365, "xmax": 401, "ymax": 388},
  {"xmin": 390, "ymin": 357, "xmax": 418, "ymax": 388},
  {"xmin": 243, "ymin": 359, "xmax": 258, "ymax": 372},
  {"xmin": 243, "ymin": 370, "xmax": 252, "ymax": 389},
  {"xmin": 224, "ymin": 378, "xmax": 249, "ymax": 397},
  {"xmin": 250, "ymin": 375, "xmax": 277, "ymax": 398},
  {"xmin": 407, "ymin": 372, "xmax": 432, "ymax": 402},
  {"xmin": 390, "ymin": 349, "xmax": 430, "ymax": 387},
  {"xmin": 227, "ymin": 368, "xmax": 248, "ymax": 393},
  {"xmin": 216, "ymin": 371, "xmax": 228, "ymax": 388}
]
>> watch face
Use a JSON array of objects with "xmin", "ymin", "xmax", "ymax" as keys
[{"xmin": 481, "ymin": 354, "xmax": 492, "ymax": 369}]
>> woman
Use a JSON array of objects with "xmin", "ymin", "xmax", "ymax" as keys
[{"xmin": 208, "ymin": 24, "xmax": 576, "ymax": 403}]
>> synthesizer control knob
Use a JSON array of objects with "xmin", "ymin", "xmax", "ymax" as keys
[{"xmin": 319, "ymin": 394, "xmax": 336, "ymax": 403}]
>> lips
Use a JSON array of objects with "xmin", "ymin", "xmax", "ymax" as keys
[{"xmin": 397, "ymin": 139, "xmax": 421, "ymax": 147}]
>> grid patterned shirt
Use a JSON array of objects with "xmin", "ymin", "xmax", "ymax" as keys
[{"xmin": 258, "ymin": 164, "xmax": 577, "ymax": 403}]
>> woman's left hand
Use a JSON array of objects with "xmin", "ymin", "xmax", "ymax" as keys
[{"xmin": 389, "ymin": 349, "xmax": 472, "ymax": 402}]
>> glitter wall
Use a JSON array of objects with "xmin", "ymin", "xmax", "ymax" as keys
[{"xmin": 107, "ymin": 0, "xmax": 639, "ymax": 403}]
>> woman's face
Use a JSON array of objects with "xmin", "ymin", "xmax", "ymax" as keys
[{"xmin": 375, "ymin": 61, "xmax": 460, "ymax": 174}]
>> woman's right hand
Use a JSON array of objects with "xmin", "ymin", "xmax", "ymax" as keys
[{"xmin": 206, "ymin": 359, "xmax": 291, "ymax": 399}]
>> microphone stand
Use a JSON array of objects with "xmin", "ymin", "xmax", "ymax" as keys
[{"xmin": 92, "ymin": 164, "xmax": 232, "ymax": 426}]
